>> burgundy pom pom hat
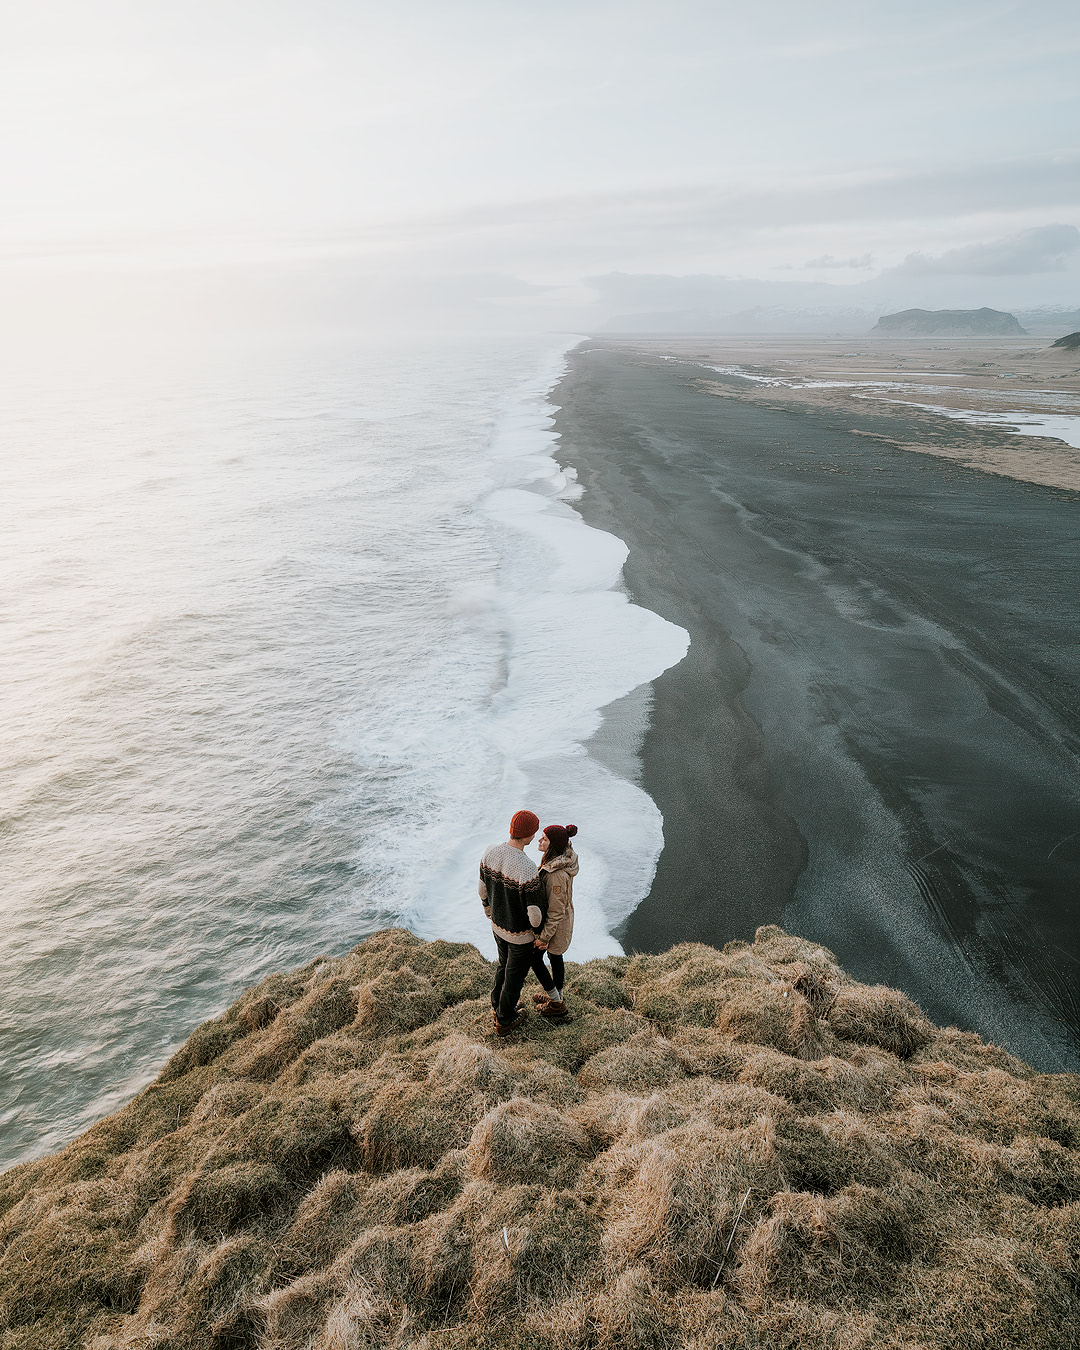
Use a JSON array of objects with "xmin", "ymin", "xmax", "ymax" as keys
[{"xmin": 542, "ymin": 824, "xmax": 578, "ymax": 853}]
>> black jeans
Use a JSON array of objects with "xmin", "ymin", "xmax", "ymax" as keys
[
  {"xmin": 491, "ymin": 935, "xmax": 535, "ymax": 1025},
  {"xmin": 529, "ymin": 948, "xmax": 564, "ymax": 994}
]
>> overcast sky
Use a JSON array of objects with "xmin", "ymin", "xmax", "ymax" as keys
[{"xmin": 2, "ymin": 0, "xmax": 1078, "ymax": 322}]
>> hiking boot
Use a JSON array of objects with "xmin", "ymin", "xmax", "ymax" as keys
[
  {"xmin": 492, "ymin": 1002, "xmax": 524, "ymax": 1022},
  {"xmin": 539, "ymin": 999, "xmax": 569, "ymax": 1020},
  {"xmin": 495, "ymin": 1010, "xmax": 527, "ymax": 1035},
  {"xmin": 532, "ymin": 990, "xmax": 553, "ymax": 1006}
]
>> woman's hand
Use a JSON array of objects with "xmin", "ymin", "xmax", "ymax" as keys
[{"xmin": 533, "ymin": 938, "xmax": 548, "ymax": 951}]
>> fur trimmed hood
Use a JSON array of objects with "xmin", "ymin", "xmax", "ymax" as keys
[{"xmin": 540, "ymin": 846, "xmax": 579, "ymax": 878}]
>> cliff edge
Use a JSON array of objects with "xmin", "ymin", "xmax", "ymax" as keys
[{"xmin": 1, "ymin": 927, "xmax": 1077, "ymax": 1350}]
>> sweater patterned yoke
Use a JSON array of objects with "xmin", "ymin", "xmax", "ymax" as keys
[{"xmin": 479, "ymin": 843, "xmax": 546, "ymax": 944}]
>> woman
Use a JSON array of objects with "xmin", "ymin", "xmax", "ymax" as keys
[{"xmin": 530, "ymin": 824, "xmax": 578, "ymax": 1020}]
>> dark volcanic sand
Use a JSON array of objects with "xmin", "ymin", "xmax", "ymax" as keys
[{"xmin": 555, "ymin": 345, "xmax": 1080, "ymax": 1072}]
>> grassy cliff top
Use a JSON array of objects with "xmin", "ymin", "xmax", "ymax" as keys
[{"xmin": 1, "ymin": 926, "xmax": 1078, "ymax": 1350}]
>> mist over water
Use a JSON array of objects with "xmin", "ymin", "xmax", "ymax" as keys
[{"xmin": 0, "ymin": 328, "xmax": 686, "ymax": 1171}]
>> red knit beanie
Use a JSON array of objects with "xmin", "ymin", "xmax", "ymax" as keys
[
  {"xmin": 509, "ymin": 809, "xmax": 540, "ymax": 839},
  {"xmin": 542, "ymin": 824, "xmax": 578, "ymax": 857}
]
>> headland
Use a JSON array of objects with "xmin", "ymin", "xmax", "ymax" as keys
[{"xmin": 1, "ymin": 927, "xmax": 1076, "ymax": 1348}]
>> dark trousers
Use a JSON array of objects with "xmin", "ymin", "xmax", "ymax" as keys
[
  {"xmin": 491, "ymin": 935, "xmax": 535, "ymax": 1025},
  {"xmin": 529, "ymin": 948, "xmax": 564, "ymax": 994}
]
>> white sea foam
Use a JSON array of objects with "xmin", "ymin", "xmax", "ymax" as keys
[{"xmin": 409, "ymin": 349, "xmax": 689, "ymax": 958}]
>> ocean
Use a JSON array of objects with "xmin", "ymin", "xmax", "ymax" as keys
[{"xmin": 0, "ymin": 328, "xmax": 688, "ymax": 1172}]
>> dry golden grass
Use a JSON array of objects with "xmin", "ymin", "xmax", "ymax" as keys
[{"xmin": 2, "ymin": 925, "xmax": 1078, "ymax": 1350}]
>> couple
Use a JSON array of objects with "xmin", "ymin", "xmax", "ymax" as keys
[{"xmin": 478, "ymin": 809, "xmax": 579, "ymax": 1035}]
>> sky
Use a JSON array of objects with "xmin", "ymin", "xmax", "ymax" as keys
[{"xmin": 2, "ymin": 0, "xmax": 1079, "ymax": 328}]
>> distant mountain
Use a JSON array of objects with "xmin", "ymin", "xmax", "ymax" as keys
[
  {"xmin": 1015, "ymin": 308, "xmax": 1080, "ymax": 336},
  {"xmin": 1051, "ymin": 330, "xmax": 1080, "ymax": 350},
  {"xmin": 870, "ymin": 307, "xmax": 1027, "ymax": 336}
]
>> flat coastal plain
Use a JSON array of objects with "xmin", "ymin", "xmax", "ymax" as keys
[
  {"xmin": 642, "ymin": 333, "xmax": 1080, "ymax": 490},
  {"xmin": 554, "ymin": 339, "xmax": 1080, "ymax": 1073}
]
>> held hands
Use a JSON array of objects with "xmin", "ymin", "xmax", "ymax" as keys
[{"xmin": 533, "ymin": 938, "xmax": 548, "ymax": 950}]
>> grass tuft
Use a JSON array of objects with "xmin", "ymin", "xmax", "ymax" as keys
[{"xmin": 828, "ymin": 984, "xmax": 935, "ymax": 1057}]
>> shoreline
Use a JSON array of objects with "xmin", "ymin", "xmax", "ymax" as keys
[
  {"xmin": 554, "ymin": 343, "xmax": 1080, "ymax": 1072},
  {"xmin": 472, "ymin": 347, "xmax": 688, "ymax": 955}
]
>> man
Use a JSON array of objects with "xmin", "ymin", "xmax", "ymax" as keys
[{"xmin": 479, "ymin": 810, "xmax": 546, "ymax": 1034}]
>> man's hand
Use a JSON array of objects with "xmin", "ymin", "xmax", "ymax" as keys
[{"xmin": 533, "ymin": 938, "xmax": 548, "ymax": 950}]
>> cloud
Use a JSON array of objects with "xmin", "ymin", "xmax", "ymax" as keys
[
  {"xmin": 803, "ymin": 253, "xmax": 875, "ymax": 269},
  {"xmin": 309, "ymin": 153, "xmax": 1080, "ymax": 281},
  {"xmin": 445, "ymin": 155, "xmax": 1078, "ymax": 246},
  {"xmin": 7, "ymin": 150, "xmax": 1080, "ymax": 288},
  {"xmin": 893, "ymin": 224, "xmax": 1080, "ymax": 275}
]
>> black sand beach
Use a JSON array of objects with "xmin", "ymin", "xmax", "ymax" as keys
[{"xmin": 555, "ymin": 344, "xmax": 1080, "ymax": 1072}]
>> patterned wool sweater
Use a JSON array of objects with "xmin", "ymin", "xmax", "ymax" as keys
[{"xmin": 478, "ymin": 842, "xmax": 546, "ymax": 945}]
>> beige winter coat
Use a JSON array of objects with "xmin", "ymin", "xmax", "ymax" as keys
[{"xmin": 537, "ymin": 848, "xmax": 578, "ymax": 955}]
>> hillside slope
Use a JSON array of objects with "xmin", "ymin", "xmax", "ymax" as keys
[{"xmin": 1, "ymin": 927, "xmax": 1078, "ymax": 1350}]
